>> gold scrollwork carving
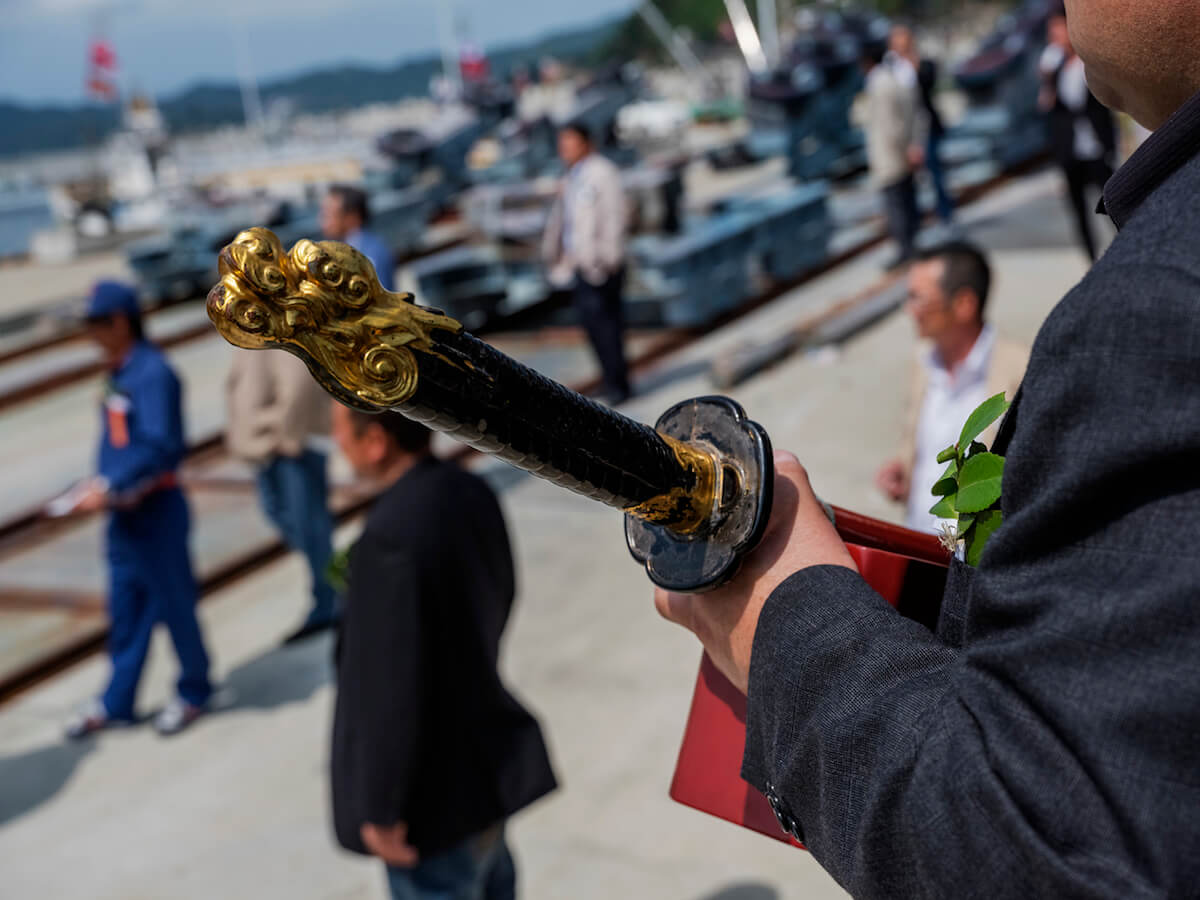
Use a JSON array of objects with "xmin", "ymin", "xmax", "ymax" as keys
[{"xmin": 206, "ymin": 227, "xmax": 463, "ymax": 410}]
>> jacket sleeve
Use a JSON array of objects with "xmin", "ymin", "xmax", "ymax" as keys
[
  {"xmin": 593, "ymin": 164, "xmax": 627, "ymax": 279},
  {"xmin": 338, "ymin": 537, "xmax": 424, "ymax": 826},
  {"xmin": 105, "ymin": 365, "xmax": 186, "ymax": 493},
  {"xmin": 909, "ymin": 82, "xmax": 929, "ymax": 154},
  {"xmin": 542, "ymin": 193, "xmax": 564, "ymax": 265},
  {"xmin": 873, "ymin": 76, "xmax": 907, "ymax": 161},
  {"xmin": 742, "ymin": 264, "xmax": 1200, "ymax": 898},
  {"xmin": 253, "ymin": 354, "xmax": 325, "ymax": 458},
  {"xmin": 576, "ymin": 164, "xmax": 626, "ymax": 285}
]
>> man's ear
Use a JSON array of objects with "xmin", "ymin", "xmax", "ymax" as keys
[
  {"xmin": 365, "ymin": 424, "xmax": 391, "ymax": 467},
  {"xmin": 952, "ymin": 288, "xmax": 981, "ymax": 325}
]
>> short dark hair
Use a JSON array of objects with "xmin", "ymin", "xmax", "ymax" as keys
[
  {"xmin": 861, "ymin": 44, "xmax": 887, "ymax": 68},
  {"xmin": 349, "ymin": 408, "xmax": 432, "ymax": 454},
  {"xmin": 127, "ymin": 310, "xmax": 145, "ymax": 341},
  {"xmin": 917, "ymin": 240, "xmax": 992, "ymax": 320},
  {"xmin": 327, "ymin": 184, "xmax": 370, "ymax": 225},
  {"xmin": 560, "ymin": 120, "xmax": 592, "ymax": 145}
]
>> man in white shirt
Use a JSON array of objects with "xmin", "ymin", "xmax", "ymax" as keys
[
  {"xmin": 1039, "ymin": 12, "xmax": 1117, "ymax": 261},
  {"xmin": 542, "ymin": 122, "xmax": 631, "ymax": 403},
  {"xmin": 876, "ymin": 241, "xmax": 1029, "ymax": 532}
]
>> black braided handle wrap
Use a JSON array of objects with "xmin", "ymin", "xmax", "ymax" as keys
[{"xmin": 394, "ymin": 328, "xmax": 698, "ymax": 513}]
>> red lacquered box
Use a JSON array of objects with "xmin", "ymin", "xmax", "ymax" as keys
[{"xmin": 669, "ymin": 541, "xmax": 949, "ymax": 847}]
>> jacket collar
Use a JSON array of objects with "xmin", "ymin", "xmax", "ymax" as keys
[
  {"xmin": 1100, "ymin": 88, "xmax": 1200, "ymax": 230},
  {"xmin": 111, "ymin": 339, "xmax": 148, "ymax": 376},
  {"xmin": 925, "ymin": 324, "xmax": 995, "ymax": 387}
]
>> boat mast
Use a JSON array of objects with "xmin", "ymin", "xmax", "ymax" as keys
[
  {"xmin": 434, "ymin": 0, "xmax": 463, "ymax": 100},
  {"xmin": 232, "ymin": 17, "xmax": 265, "ymax": 135}
]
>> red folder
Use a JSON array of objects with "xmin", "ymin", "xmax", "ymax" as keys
[{"xmin": 669, "ymin": 522, "xmax": 950, "ymax": 847}]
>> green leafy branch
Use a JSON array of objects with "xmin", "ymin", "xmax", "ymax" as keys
[
  {"xmin": 929, "ymin": 393, "xmax": 1009, "ymax": 566},
  {"xmin": 326, "ymin": 544, "xmax": 352, "ymax": 595}
]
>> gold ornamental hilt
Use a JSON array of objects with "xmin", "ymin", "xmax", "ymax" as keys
[{"xmin": 207, "ymin": 228, "xmax": 773, "ymax": 591}]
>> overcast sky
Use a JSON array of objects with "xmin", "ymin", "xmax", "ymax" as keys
[{"xmin": 0, "ymin": 0, "xmax": 637, "ymax": 105}]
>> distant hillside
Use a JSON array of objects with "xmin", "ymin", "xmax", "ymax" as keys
[
  {"xmin": 601, "ymin": 0, "xmax": 738, "ymax": 61},
  {"xmin": 0, "ymin": 17, "xmax": 620, "ymax": 159}
]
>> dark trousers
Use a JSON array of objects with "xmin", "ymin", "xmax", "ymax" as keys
[
  {"xmin": 386, "ymin": 827, "xmax": 515, "ymax": 900},
  {"xmin": 573, "ymin": 269, "xmax": 630, "ymax": 403},
  {"xmin": 257, "ymin": 450, "xmax": 336, "ymax": 625},
  {"xmin": 1061, "ymin": 157, "xmax": 1115, "ymax": 262},
  {"xmin": 882, "ymin": 175, "xmax": 920, "ymax": 261},
  {"xmin": 925, "ymin": 133, "xmax": 954, "ymax": 223},
  {"xmin": 102, "ymin": 488, "xmax": 211, "ymax": 720}
]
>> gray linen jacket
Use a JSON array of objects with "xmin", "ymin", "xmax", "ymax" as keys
[
  {"xmin": 542, "ymin": 153, "xmax": 628, "ymax": 287},
  {"xmin": 863, "ymin": 59, "xmax": 925, "ymax": 188},
  {"xmin": 225, "ymin": 349, "xmax": 331, "ymax": 464},
  {"xmin": 743, "ymin": 97, "xmax": 1200, "ymax": 897}
]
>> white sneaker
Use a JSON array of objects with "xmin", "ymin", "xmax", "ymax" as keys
[
  {"xmin": 153, "ymin": 697, "xmax": 205, "ymax": 736},
  {"xmin": 64, "ymin": 698, "xmax": 109, "ymax": 740}
]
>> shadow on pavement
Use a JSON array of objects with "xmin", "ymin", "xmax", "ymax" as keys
[
  {"xmin": 698, "ymin": 883, "xmax": 780, "ymax": 900},
  {"xmin": 963, "ymin": 190, "xmax": 1110, "ymax": 256},
  {"xmin": 0, "ymin": 739, "xmax": 95, "ymax": 826},
  {"xmin": 632, "ymin": 358, "xmax": 712, "ymax": 396},
  {"xmin": 216, "ymin": 633, "xmax": 334, "ymax": 712}
]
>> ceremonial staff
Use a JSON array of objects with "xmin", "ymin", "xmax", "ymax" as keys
[{"xmin": 207, "ymin": 228, "xmax": 945, "ymax": 592}]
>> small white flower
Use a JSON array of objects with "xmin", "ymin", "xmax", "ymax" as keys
[{"xmin": 937, "ymin": 520, "xmax": 962, "ymax": 553}]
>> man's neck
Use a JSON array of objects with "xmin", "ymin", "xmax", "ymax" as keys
[
  {"xmin": 377, "ymin": 450, "xmax": 428, "ymax": 487},
  {"xmin": 935, "ymin": 324, "xmax": 984, "ymax": 375},
  {"xmin": 106, "ymin": 339, "xmax": 137, "ymax": 370}
]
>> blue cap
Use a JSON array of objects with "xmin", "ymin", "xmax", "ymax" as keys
[{"xmin": 86, "ymin": 281, "xmax": 140, "ymax": 320}]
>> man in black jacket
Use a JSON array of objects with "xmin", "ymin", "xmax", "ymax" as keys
[
  {"xmin": 330, "ymin": 403, "xmax": 556, "ymax": 899},
  {"xmin": 1039, "ymin": 11, "xmax": 1117, "ymax": 261},
  {"xmin": 655, "ymin": 1, "xmax": 1200, "ymax": 896}
]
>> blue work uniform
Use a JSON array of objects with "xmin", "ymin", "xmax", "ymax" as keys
[
  {"xmin": 346, "ymin": 228, "xmax": 396, "ymax": 291},
  {"xmin": 97, "ymin": 340, "xmax": 211, "ymax": 720}
]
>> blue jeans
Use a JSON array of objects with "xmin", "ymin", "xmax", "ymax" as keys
[
  {"xmin": 256, "ymin": 450, "xmax": 336, "ymax": 625},
  {"xmin": 103, "ymin": 488, "xmax": 211, "ymax": 719},
  {"xmin": 926, "ymin": 132, "xmax": 955, "ymax": 223},
  {"xmin": 386, "ymin": 828, "xmax": 515, "ymax": 900}
]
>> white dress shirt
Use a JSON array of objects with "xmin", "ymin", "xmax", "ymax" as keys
[
  {"xmin": 560, "ymin": 156, "xmax": 590, "ymax": 255},
  {"xmin": 886, "ymin": 51, "xmax": 918, "ymax": 89},
  {"xmin": 906, "ymin": 325, "xmax": 996, "ymax": 532}
]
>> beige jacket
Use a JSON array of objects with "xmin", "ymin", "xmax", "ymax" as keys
[
  {"xmin": 225, "ymin": 349, "xmax": 331, "ymax": 464},
  {"xmin": 899, "ymin": 335, "xmax": 1030, "ymax": 476},
  {"xmin": 542, "ymin": 153, "xmax": 628, "ymax": 287},
  {"xmin": 863, "ymin": 61, "xmax": 925, "ymax": 188}
]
